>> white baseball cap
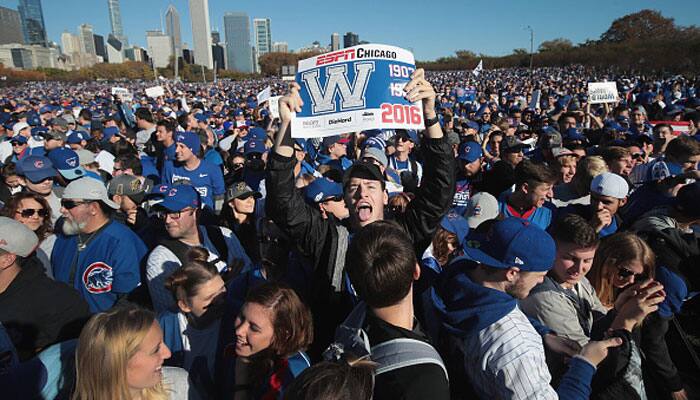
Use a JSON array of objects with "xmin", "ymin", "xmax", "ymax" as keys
[
  {"xmin": 590, "ymin": 172, "xmax": 629, "ymax": 199},
  {"xmin": 464, "ymin": 192, "xmax": 499, "ymax": 229},
  {"xmin": 0, "ymin": 217, "xmax": 39, "ymax": 257},
  {"xmin": 12, "ymin": 122, "xmax": 30, "ymax": 137},
  {"xmin": 63, "ymin": 177, "xmax": 119, "ymax": 209}
]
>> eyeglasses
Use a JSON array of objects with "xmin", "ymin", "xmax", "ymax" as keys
[
  {"xmin": 155, "ymin": 208, "xmax": 195, "ymax": 220},
  {"xmin": 61, "ymin": 200, "xmax": 91, "ymax": 210},
  {"xmin": 17, "ymin": 208, "xmax": 49, "ymax": 218},
  {"xmin": 632, "ymin": 152, "xmax": 645, "ymax": 160},
  {"xmin": 11, "ymin": 142, "xmax": 26, "ymax": 147},
  {"xmin": 232, "ymin": 163, "xmax": 244, "ymax": 169},
  {"xmin": 617, "ymin": 266, "xmax": 648, "ymax": 282}
]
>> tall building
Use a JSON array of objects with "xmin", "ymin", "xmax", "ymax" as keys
[
  {"xmin": 188, "ymin": 0, "xmax": 213, "ymax": 69},
  {"xmin": 106, "ymin": 34, "xmax": 123, "ymax": 63},
  {"xmin": 0, "ymin": 7, "xmax": 23, "ymax": 45},
  {"xmin": 61, "ymin": 31, "xmax": 82, "ymax": 68},
  {"xmin": 146, "ymin": 30, "xmax": 172, "ymax": 68},
  {"xmin": 78, "ymin": 24, "xmax": 97, "ymax": 66},
  {"xmin": 107, "ymin": 0, "xmax": 127, "ymax": 45},
  {"xmin": 343, "ymin": 32, "xmax": 358, "ymax": 48},
  {"xmin": 18, "ymin": 0, "xmax": 47, "ymax": 46},
  {"xmin": 331, "ymin": 33, "xmax": 340, "ymax": 51},
  {"xmin": 223, "ymin": 12, "xmax": 253, "ymax": 73},
  {"xmin": 211, "ymin": 31, "xmax": 220, "ymax": 44},
  {"xmin": 272, "ymin": 42, "xmax": 288, "ymax": 53},
  {"xmin": 253, "ymin": 18, "xmax": 271, "ymax": 72},
  {"xmin": 165, "ymin": 4, "xmax": 182, "ymax": 59},
  {"xmin": 212, "ymin": 43, "xmax": 225, "ymax": 70},
  {"xmin": 93, "ymin": 34, "xmax": 106, "ymax": 62}
]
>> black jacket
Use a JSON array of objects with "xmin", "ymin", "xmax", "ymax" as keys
[
  {"xmin": 0, "ymin": 256, "xmax": 90, "ymax": 361},
  {"xmin": 265, "ymin": 136, "xmax": 455, "ymax": 354}
]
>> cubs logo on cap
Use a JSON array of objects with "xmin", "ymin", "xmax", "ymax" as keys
[{"xmin": 34, "ymin": 160, "xmax": 44, "ymax": 168}]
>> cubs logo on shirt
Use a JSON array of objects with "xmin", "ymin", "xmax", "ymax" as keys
[{"xmin": 82, "ymin": 262, "xmax": 113, "ymax": 293}]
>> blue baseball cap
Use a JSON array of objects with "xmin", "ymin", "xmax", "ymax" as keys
[
  {"xmin": 647, "ymin": 159, "xmax": 684, "ymax": 182},
  {"xmin": 462, "ymin": 217, "xmax": 556, "ymax": 271},
  {"xmin": 175, "ymin": 131, "xmax": 200, "ymax": 154},
  {"xmin": 102, "ymin": 126, "xmax": 119, "ymax": 141},
  {"xmin": 464, "ymin": 120, "xmax": 480, "ymax": 131},
  {"xmin": 39, "ymin": 105, "xmax": 53, "ymax": 114},
  {"xmin": 16, "ymin": 155, "xmax": 57, "ymax": 183},
  {"xmin": 66, "ymin": 130, "xmax": 88, "ymax": 144},
  {"xmin": 47, "ymin": 147, "xmax": 86, "ymax": 180},
  {"xmin": 244, "ymin": 139, "xmax": 266, "ymax": 155},
  {"xmin": 440, "ymin": 212, "xmax": 469, "ymax": 247},
  {"xmin": 156, "ymin": 184, "xmax": 201, "ymax": 212},
  {"xmin": 9, "ymin": 135, "xmax": 28, "ymax": 145},
  {"xmin": 396, "ymin": 129, "xmax": 418, "ymax": 143},
  {"xmin": 194, "ymin": 113, "xmax": 209, "ymax": 123},
  {"xmin": 458, "ymin": 141, "xmax": 483, "ymax": 163},
  {"xmin": 304, "ymin": 177, "xmax": 343, "ymax": 204},
  {"xmin": 248, "ymin": 127, "xmax": 267, "ymax": 141}
]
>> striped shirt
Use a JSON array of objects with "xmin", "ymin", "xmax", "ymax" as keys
[{"xmin": 463, "ymin": 305, "xmax": 558, "ymax": 400}]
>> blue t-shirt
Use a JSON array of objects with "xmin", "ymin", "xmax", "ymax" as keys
[
  {"xmin": 498, "ymin": 192, "xmax": 553, "ymax": 230},
  {"xmin": 162, "ymin": 159, "xmax": 225, "ymax": 209},
  {"xmin": 451, "ymin": 178, "xmax": 474, "ymax": 216},
  {"xmin": 51, "ymin": 219, "xmax": 147, "ymax": 312}
]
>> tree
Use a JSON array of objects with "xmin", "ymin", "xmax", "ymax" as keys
[
  {"xmin": 538, "ymin": 38, "xmax": 573, "ymax": 52},
  {"xmin": 601, "ymin": 9, "xmax": 677, "ymax": 42},
  {"xmin": 512, "ymin": 48, "xmax": 529, "ymax": 55},
  {"xmin": 455, "ymin": 50, "xmax": 476, "ymax": 59}
]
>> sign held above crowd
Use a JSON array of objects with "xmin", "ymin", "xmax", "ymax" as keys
[
  {"xmin": 291, "ymin": 43, "xmax": 424, "ymax": 138},
  {"xmin": 588, "ymin": 82, "xmax": 619, "ymax": 104},
  {"xmin": 145, "ymin": 85, "xmax": 165, "ymax": 98}
]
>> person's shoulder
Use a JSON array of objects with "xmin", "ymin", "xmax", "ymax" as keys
[{"xmin": 161, "ymin": 366, "xmax": 194, "ymax": 400}]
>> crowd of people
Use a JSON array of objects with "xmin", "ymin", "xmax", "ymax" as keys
[{"xmin": 0, "ymin": 64, "xmax": 698, "ymax": 400}]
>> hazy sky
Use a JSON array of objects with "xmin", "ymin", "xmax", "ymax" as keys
[{"xmin": 1, "ymin": 0, "xmax": 696, "ymax": 60}]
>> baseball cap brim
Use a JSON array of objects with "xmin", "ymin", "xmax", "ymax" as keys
[
  {"xmin": 155, "ymin": 197, "xmax": 192, "ymax": 212},
  {"xmin": 23, "ymin": 169, "xmax": 57, "ymax": 183},
  {"xmin": 227, "ymin": 189, "xmax": 262, "ymax": 202},
  {"xmin": 462, "ymin": 245, "xmax": 508, "ymax": 268},
  {"xmin": 342, "ymin": 162, "xmax": 384, "ymax": 188},
  {"xmin": 57, "ymin": 167, "xmax": 86, "ymax": 181}
]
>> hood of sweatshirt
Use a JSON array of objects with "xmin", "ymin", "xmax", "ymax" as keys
[{"xmin": 431, "ymin": 261, "xmax": 517, "ymax": 338}]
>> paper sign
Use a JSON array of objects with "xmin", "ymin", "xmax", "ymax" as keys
[
  {"xmin": 145, "ymin": 86, "xmax": 165, "ymax": 98},
  {"xmin": 588, "ymin": 82, "xmax": 619, "ymax": 104},
  {"xmin": 291, "ymin": 43, "xmax": 423, "ymax": 138},
  {"xmin": 257, "ymin": 86, "xmax": 271, "ymax": 104},
  {"xmin": 111, "ymin": 87, "xmax": 132, "ymax": 102},
  {"xmin": 268, "ymin": 95, "xmax": 282, "ymax": 119},
  {"xmin": 529, "ymin": 90, "xmax": 541, "ymax": 109}
]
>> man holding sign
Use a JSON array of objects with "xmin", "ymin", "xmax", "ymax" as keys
[{"xmin": 266, "ymin": 63, "xmax": 452, "ymax": 399}]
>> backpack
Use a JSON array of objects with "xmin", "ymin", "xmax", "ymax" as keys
[
  {"xmin": 324, "ymin": 302, "xmax": 448, "ymax": 379},
  {"xmin": 158, "ymin": 225, "xmax": 234, "ymax": 274}
]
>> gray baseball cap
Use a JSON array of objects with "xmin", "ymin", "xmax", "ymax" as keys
[
  {"xmin": 64, "ymin": 177, "xmax": 119, "ymax": 209},
  {"xmin": 360, "ymin": 147, "xmax": 388, "ymax": 168},
  {"xmin": 0, "ymin": 217, "xmax": 39, "ymax": 257}
]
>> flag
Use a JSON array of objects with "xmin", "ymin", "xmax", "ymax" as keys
[{"xmin": 472, "ymin": 59, "xmax": 483, "ymax": 77}]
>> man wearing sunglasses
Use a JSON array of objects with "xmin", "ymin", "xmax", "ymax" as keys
[
  {"xmin": 303, "ymin": 177, "xmax": 349, "ymax": 221},
  {"xmin": 146, "ymin": 184, "xmax": 252, "ymax": 313},
  {"xmin": 51, "ymin": 177, "xmax": 148, "ymax": 313}
]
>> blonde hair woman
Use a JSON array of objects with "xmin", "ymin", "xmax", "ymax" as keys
[{"xmin": 73, "ymin": 305, "xmax": 197, "ymax": 400}]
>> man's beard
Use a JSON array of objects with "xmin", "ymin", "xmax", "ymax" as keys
[{"xmin": 62, "ymin": 218, "xmax": 87, "ymax": 235}]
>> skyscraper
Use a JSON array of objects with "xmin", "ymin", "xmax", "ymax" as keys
[
  {"xmin": 18, "ymin": 0, "xmax": 47, "ymax": 46},
  {"xmin": 223, "ymin": 12, "xmax": 253, "ymax": 73},
  {"xmin": 253, "ymin": 18, "xmax": 271, "ymax": 55},
  {"xmin": 0, "ymin": 7, "xmax": 24, "ymax": 45},
  {"xmin": 211, "ymin": 31, "xmax": 221, "ymax": 45},
  {"xmin": 188, "ymin": 0, "xmax": 213, "ymax": 69},
  {"xmin": 331, "ymin": 33, "xmax": 340, "ymax": 51},
  {"xmin": 79, "ymin": 24, "xmax": 97, "ymax": 67},
  {"xmin": 165, "ymin": 5, "xmax": 182, "ymax": 59},
  {"xmin": 146, "ymin": 30, "xmax": 172, "ymax": 68},
  {"xmin": 93, "ymin": 34, "xmax": 106, "ymax": 61},
  {"xmin": 107, "ymin": 0, "xmax": 127, "ymax": 45},
  {"xmin": 343, "ymin": 32, "xmax": 358, "ymax": 48},
  {"xmin": 272, "ymin": 42, "xmax": 288, "ymax": 53}
]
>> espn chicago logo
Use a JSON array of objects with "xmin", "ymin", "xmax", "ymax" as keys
[{"xmin": 316, "ymin": 49, "xmax": 356, "ymax": 66}]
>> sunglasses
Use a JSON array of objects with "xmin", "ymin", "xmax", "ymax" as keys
[
  {"xmin": 617, "ymin": 266, "xmax": 648, "ymax": 282},
  {"xmin": 17, "ymin": 208, "xmax": 49, "ymax": 218},
  {"xmin": 61, "ymin": 200, "xmax": 91, "ymax": 210},
  {"xmin": 11, "ymin": 142, "xmax": 26, "ymax": 147},
  {"xmin": 632, "ymin": 152, "xmax": 645, "ymax": 160},
  {"xmin": 155, "ymin": 208, "xmax": 195, "ymax": 220}
]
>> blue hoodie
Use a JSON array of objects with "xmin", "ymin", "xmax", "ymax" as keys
[{"xmin": 431, "ymin": 264, "xmax": 596, "ymax": 400}]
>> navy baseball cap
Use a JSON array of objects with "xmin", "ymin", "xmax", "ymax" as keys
[
  {"xmin": 458, "ymin": 141, "xmax": 483, "ymax": 163},
  {"xmin": 175, "ymin": 131, "xmax": 200, "ymax": 154},
  {"xmin": 102, "ymin": 126, "xmax": 119, "ymax": 141},
  {"xmin": 194, "ymin": 113, "xmax": 209, "ymax": 123},
  {"xmin": 9, "ymin": 135, "xmax": 28, "ymax": 145},
  {"xmin": 343, "ymin": 161, "xmax": 385, "ymax": 189},
  {"xmin": 304, "ymin": 177, "xmax": 343, "ymax": 204},
  {"xmin": 47, "ymin": 148, "xmax": 86, "ymax": 180},
  {"xmin": 16, "ymin": 155, "xmax": 57, "ymax": 183},
  {"xmin": 248, "ymin": 127, "xmax": 267, "ymax": 141},
  {"xmin": 39, "ymin": 105, "xmax": 52, "ymax": 114},
  {"xmin": 322, "ymin": 135, "xmax": 350, "ymax": 149},
  {"xmin": 440, "ymin": 212, "xmax": 470, "ymax": 247},
  {"xmin": 156, "ymin": 184, "xmax": 201, "ymax": 211},
  {"xmin": 396, "ymin": 129, "xmax": 418, "ymax": 143},
  {"xmin": 66, "ymin": 131, "xmax": 88, "ymax": 144},
  {"xmin": 244, "ymin": 139, "xmax": 266, "ymax": 155},
  {"xmin": 463, "ymin": 217, "xmax": 556, "ymax": 271}
]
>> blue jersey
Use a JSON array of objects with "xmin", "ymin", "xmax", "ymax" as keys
[
  {"xmin": 51, "ymin": 220, "xmax": 147, "ymax": 313},
  {"xmin": 498, "ymin": 192, "xmax": 552, "ymax": 230},
  {"xmin": 451, "ymin": 178, "xmax": 474, "ymax": 216},
  {"xmin": 162, "ymin": 160, "xmax": 225, "ymax": 209}
]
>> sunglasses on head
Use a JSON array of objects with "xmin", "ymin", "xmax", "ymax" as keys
[{"xmin": 17, "ymin": 208, "xmax": 49, "ymax": 218}]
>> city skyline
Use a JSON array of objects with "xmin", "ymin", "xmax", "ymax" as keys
[{"xmin": 0, "ymin": 0, "xmax": 696, "ymax": 61}]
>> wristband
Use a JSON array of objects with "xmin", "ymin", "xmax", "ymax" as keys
[{"xmin": 424, "ymin": 116, "xmax": 439, "ymax": 128}]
